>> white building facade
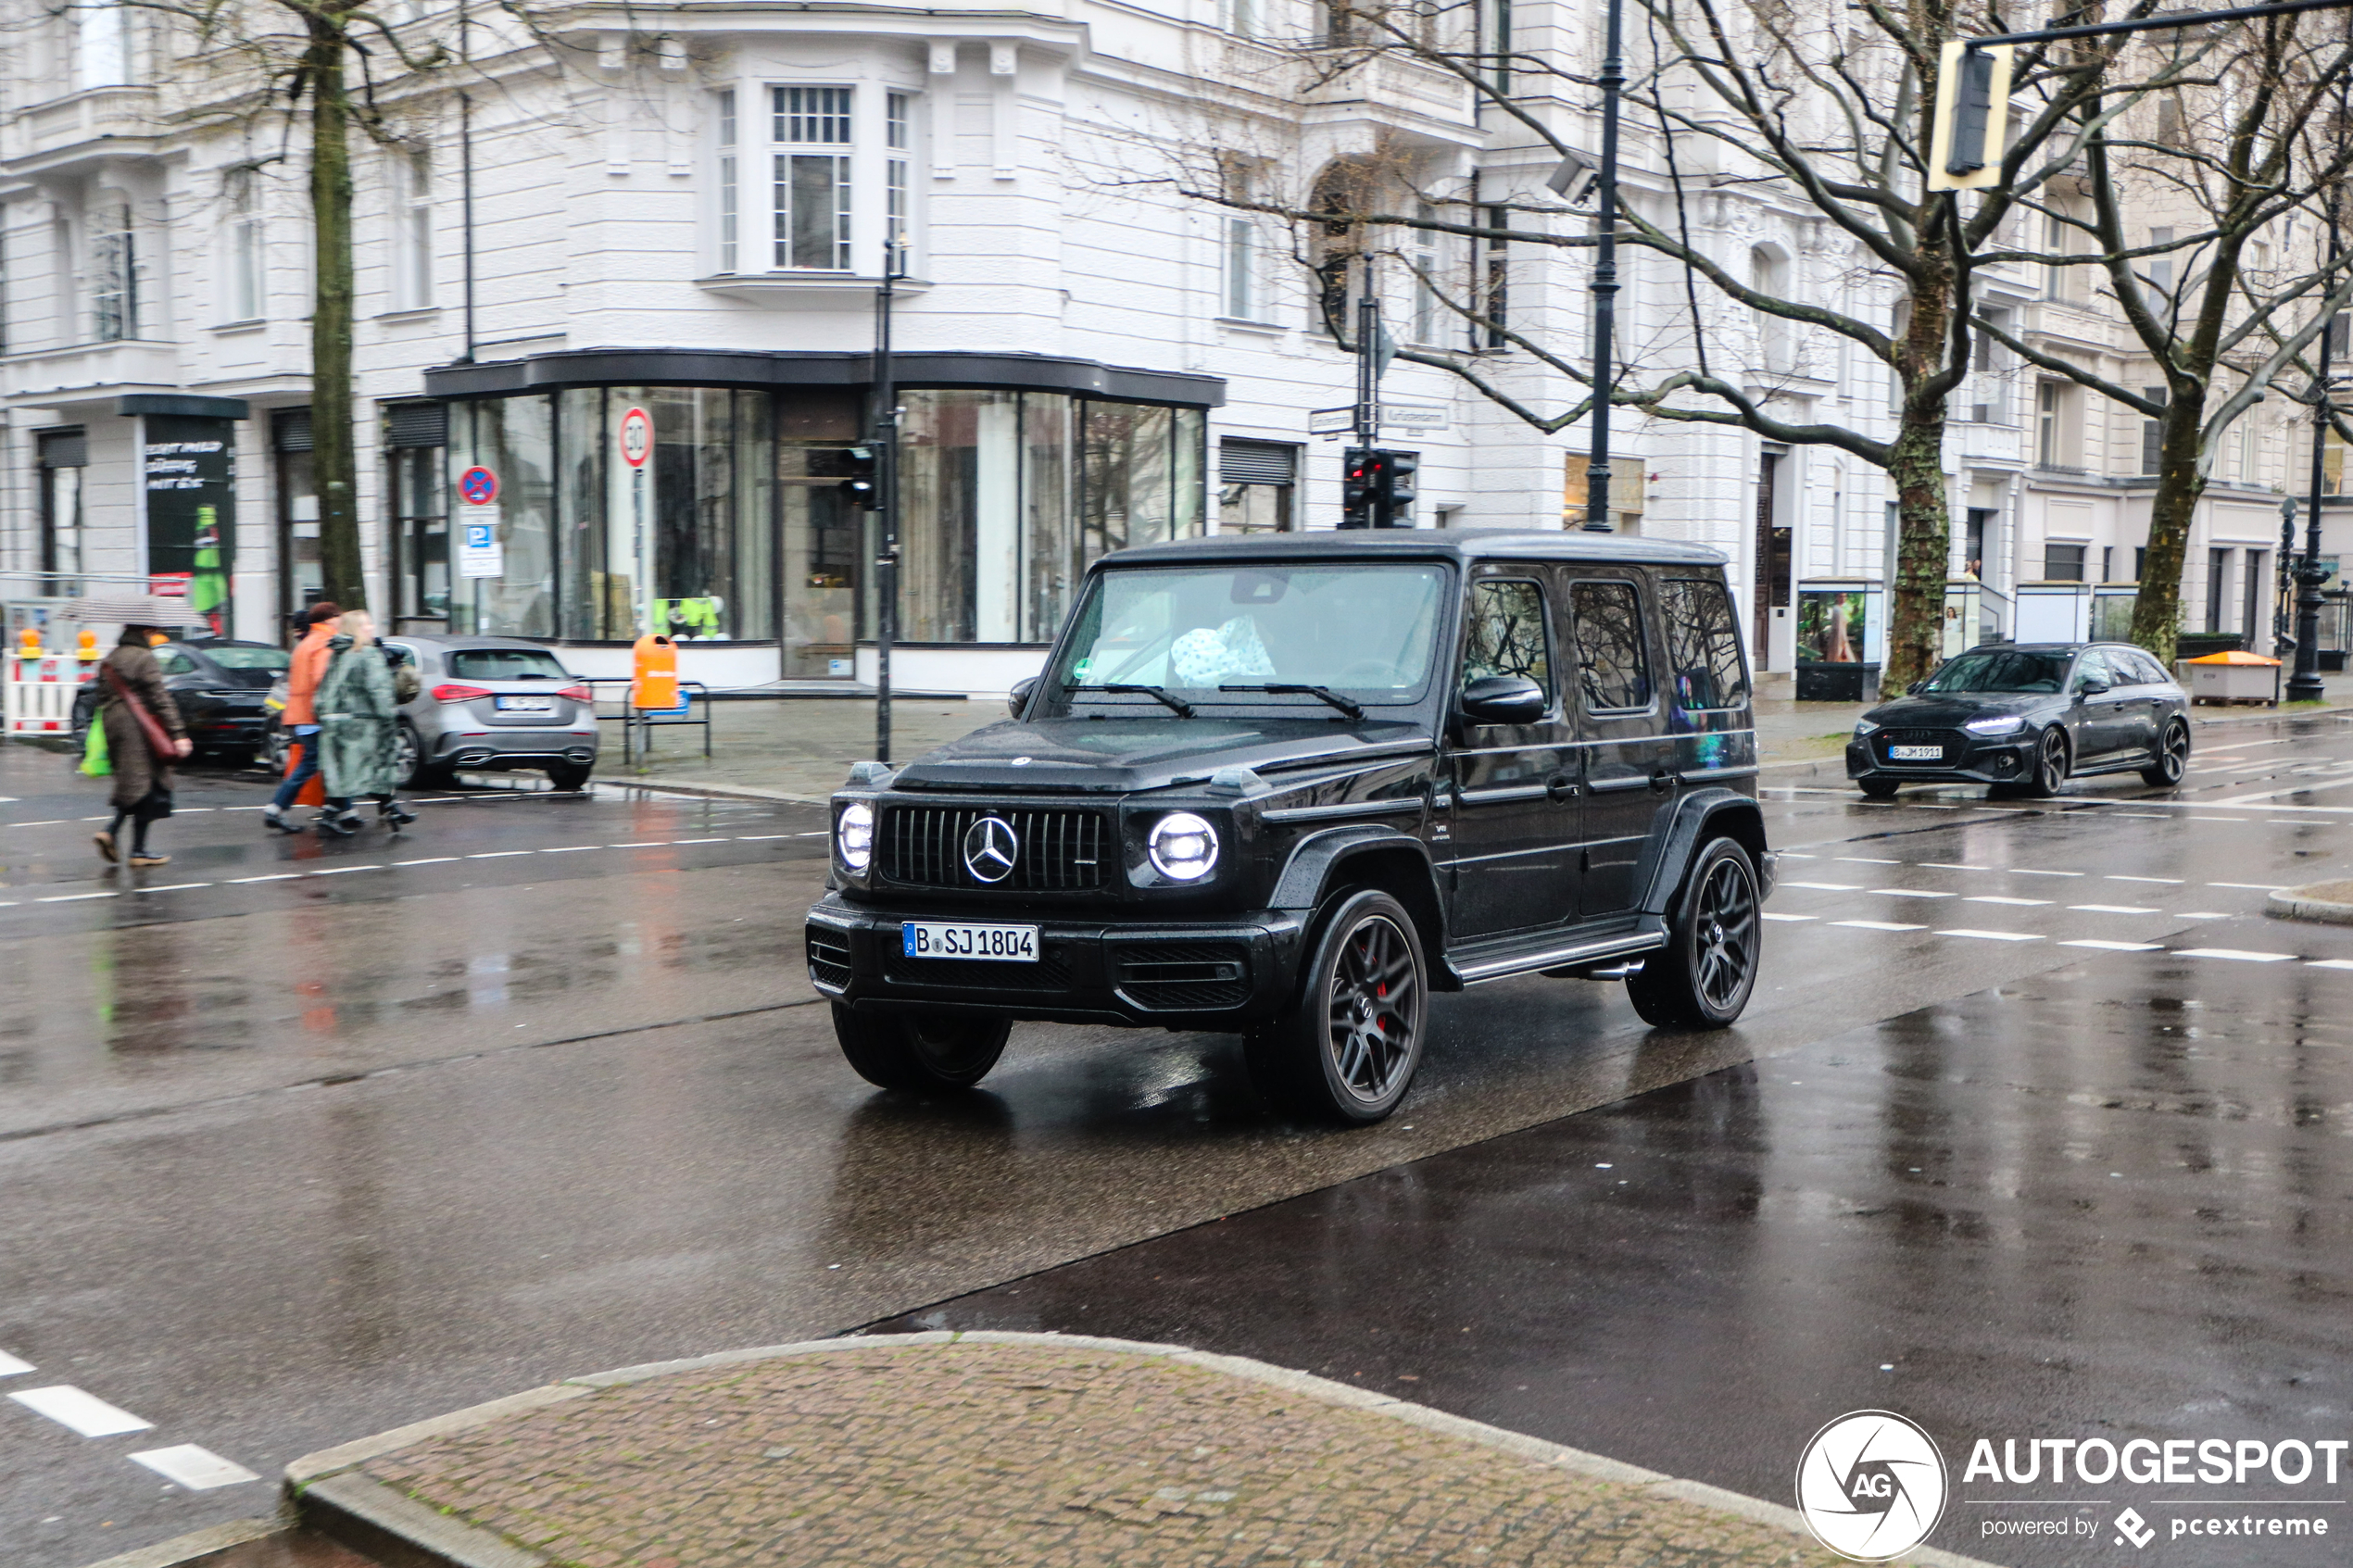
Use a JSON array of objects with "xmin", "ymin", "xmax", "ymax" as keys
[{"xmin": 0, "ymin": 0, "xmax": 2335, "ymax": 692}]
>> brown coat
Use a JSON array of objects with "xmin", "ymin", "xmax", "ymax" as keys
[{"xmin": 99, "ymin": 644, "xmax": 187, "ymax": 813}]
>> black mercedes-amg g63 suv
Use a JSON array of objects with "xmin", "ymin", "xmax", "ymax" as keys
[{"xmin": 807, "ymin": 529, "xmax": 1772, "ymax": 1124}]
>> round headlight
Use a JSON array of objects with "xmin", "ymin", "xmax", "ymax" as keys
[
  {"xmin": 836, "ymin": 800, "xmax": 875, "ymax": 871},
  {"xmin": 1148, "ymin": 811, "xmax": 1220, "ymax": 882}
]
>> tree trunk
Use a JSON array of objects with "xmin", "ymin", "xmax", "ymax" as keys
[
  {"xmin": 1883, "ymin": 412, "xmax": 1952, "ymax": 696},
  {"xmin": 308, "ymin": 24, "xmax": 365, "ymax": 611},
  {"xmin": 2130, "ymin": 399, "xmax": 2208, "ymax": 663}
]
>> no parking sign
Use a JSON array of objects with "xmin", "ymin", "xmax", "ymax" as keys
[{"xmin": 457, "ymin": 464, "xmax": 503, "ymax": 578}]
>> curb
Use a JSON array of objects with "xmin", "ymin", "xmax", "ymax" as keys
[
  {"xmin": 2266, "ymin": 882, "xmax": 2353, "ymax": 924},
  {"xmin": 73, "ymin": 1517, "xmax": 283, "ymax": 1568},
  {"xmin": 284, "ymin": 1330, "xmax": 2003, "ymax": 1568}
]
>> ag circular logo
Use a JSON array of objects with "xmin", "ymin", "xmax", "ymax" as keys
[
  {"xmin": 1794, "ymin": 1411, "xmax": 1947, "ymax": 1562},
  {"xmin": 962, "ymin": 816, "xmax": 1018, "ymax": 884}
]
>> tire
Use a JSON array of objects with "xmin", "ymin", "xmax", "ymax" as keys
[
  {"xmin": 1245, "ymin": 888, "xmax": 1428, "ymax": 1124},
  {"xmin": 546, "ymin": 761, "xmax": 593, "ymax": 791},
  {"xmin": 1856, "ymin": 777, "xmax": 1900, "ymax": 799},
  {"xmin": 263, "ymin": 721, "xmax": 291, "ymax": 778},
  {"xmin": 394, "ymin": 722, "xmax": 424, "ymax": 789},
  {"xmin": 69, "ymin": 692, "xmax": 97, "ymax": 750},
  {"xmin": 2141, "ymin": 719, "xmax": 2189, "ymax": 788},
  {"xmin": 833, "ymin": 1004, "xmax": 1009, "ymax": 1092},
  {"xmin": 2016, "ymin": 726, "xmax": 2070, "ymax": 797},
  {"xmin": 1625, "ymin": 837, "xmax": 1762, "ymax": 1030}
]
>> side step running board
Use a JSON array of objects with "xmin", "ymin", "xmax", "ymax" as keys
[{"xmin": 1448, "ymin": 928, "xmax": 1667, "ymax": 986}]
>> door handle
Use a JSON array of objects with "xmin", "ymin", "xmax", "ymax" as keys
[
  {"xmin": 1649, "ymin": 767, "xmax": 1674, "ymax": 793},
  {"xmin": 1546, "ymin": 773, "xmax": 1578, "ymax": 802}
]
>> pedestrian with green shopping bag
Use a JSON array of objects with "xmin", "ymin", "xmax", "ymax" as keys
[{"xmin": 73, "ymin": 596, "xmax": 194, "ymax": 869}]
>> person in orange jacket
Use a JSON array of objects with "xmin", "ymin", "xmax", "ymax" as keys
[{"xmin": 262, "ymin": 600, "xmax": 342, "ymax": 833}]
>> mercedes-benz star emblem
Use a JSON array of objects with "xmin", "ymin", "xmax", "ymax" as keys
[{"xmin": 963, "ymin": 816, "xmax": 1019, "ymax": 884}]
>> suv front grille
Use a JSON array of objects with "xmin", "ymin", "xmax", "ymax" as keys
[
  {"xmin": 1876, "ymin": 728, "xmax": 1961, "ymax": 765},
  {"xmin": 879, "ymin": 806, "xmax": 1111, "ymax": 891},
  {"xmin": 1114, "ymin": 942, "xmax": 1250, "ymax": 1010},
  {"xmin": 805, "ymin": 925, "xmax": 852, "ymax": 991}
]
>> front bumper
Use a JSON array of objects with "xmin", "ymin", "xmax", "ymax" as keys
[
  {"xmin": 805, "ymin": 892, "xmax": 1307, "ymax": 1029},
  {"xmin": 1846, "ymin": 734, "xmax": 2036, "ymax": 786}
]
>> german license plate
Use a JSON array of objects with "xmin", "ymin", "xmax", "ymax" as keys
[
  {"xmin": 1888, "ymin": 744, "xmax": 1942, "ymax": 761},
  {"xmin": 901, "ymin": 922, "xmax": 1038, "ymax": 961},
  {"xmin": 496, "ymin": 695, "xmax": 555, "ymax": 713}
]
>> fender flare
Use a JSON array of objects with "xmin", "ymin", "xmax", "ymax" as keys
[
  {"xmin": 1637, "ymin": 789, "xmax": 1769, "ymax": 918},
  {"xmin": 1268, "ymin": 822, "xmax": 1437, "ymax": 911}
]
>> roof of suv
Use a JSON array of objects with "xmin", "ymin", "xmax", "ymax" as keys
[{"xmin": 1107, "ymin": 529, "xmax": 1729, "ymax": 568}]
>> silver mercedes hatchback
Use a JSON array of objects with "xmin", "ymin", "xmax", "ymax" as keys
[{"xmin": 381, "ymin": 634, "xmax": 600, "ymax": 790}]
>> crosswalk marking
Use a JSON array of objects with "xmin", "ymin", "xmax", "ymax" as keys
[
  {"xmin": 2173, "ymin": 948, "xmax": 2297, "ymax": 963},
  {"xmin": 9, "ymin": 1386, "xmax": 152, "ymax": 1437},
  {"xmin": 1935, "ymin": 929, "xmax": 2043, "ymax": 942},
  {"xmin": 130, "ymin": 1444, "xmax": 259, "ymax": 1490}
]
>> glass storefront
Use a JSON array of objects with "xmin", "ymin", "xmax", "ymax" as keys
[{"xmin": 436, "ymin": 383, "xmax": 1206, "ymax": 672}]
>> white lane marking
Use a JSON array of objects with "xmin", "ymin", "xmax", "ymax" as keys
[
  {"xmin": 670, "ymin": 837, "xmax": 727, "ymax": 845},
  {"xmin": 221, "ymin": 806, "xmax": 270, "ymax": 812},
  {"xmin": 79, "ymin": 816, "xmax": 109, "ymax": 822},
  {"xmin": 2306, "ymin": 959, "xmax": 2353, "ymax": 971},
  {"xmin": 2208, "ymin": 882, "xmax": 2284, "ymax": 890},
  {"xmin": 2271, "ymin": 819, "xmax": 2317, "ymax": 824},
  {"xmin": 1936, "ymin": 929, "xmax": 2044, "ymax": 942},
  {"xmin": 133, "ymin": 883, "xmax": 212, "ymax": 893},
  {"xmin": 395, "ymin": 857, "xmax": 459, "ymax": 866},
  {"xmin": 1922, "ymin": 862, "xmax": 1994, "ymax": 872},
  {"xmin": 2174, "ymin": 947, "xmax": 2298, "ymax": 962},
  {"xmin": 1776, "ymin": 851, "xmax": 1817, "ymax": 859},
  {"xmin": 1783, "ymin": 881, "xmax": 1865, "ymax": 891},
  {"xmin": 2187, "ymin": 816, "xmax": 2251, "ymax": 822},
  {"xmin": 1836, "ymin": 856, "xmax": 1899, "ymax": 864},
  {"xmin": 1966, "ymin": 895, "xmax": 2052, "ymax": 907},
  {"xmin": 796, "ymin": 831, "xmax": 830, "ymax": 837},
  {"xmin": 308, "ymin": 865, "xmax": 385, "ymax": 875},
  {"xmin": 8, "ymin": 820, "xmax": 69, "ymax": 827},
  {"xmin": 0, "ymin": 1350, "xmax": 31, "ymax": 1375},
  {"xmin": 2011, "ymin": 869, "xmax": 2084, "ymax": 878},
  {"xmin": 1869, "ymin": 888, "xmax": 1955, "ymax": 898},
  {"xmin": 1762, "ymin": 912, "xmax": 1817, "ymax": 922},
  {"xmin": 465, "ymin": 851, "xmax": 533, "ymax": 859},
  {"xmin": 609, "ymin": 841, "xmax": 668, "ymax": 848},
  {"xmin": 228, "ymin": 874, "xmax": 300, "ymax": 884},
  {"xmin": 36, "ymin": 891, "xmax": 118, "ymax": 903},
  {"xmin": 537, "ymin": 845, "xmax": 603, "ymax": 853},
  {"xmin": 2071, "ymin": 904, "xmax": 2159, "ymax": 915},
  {"xmin": 9, "ymin": 1386, "xmax": 153, "ymax": 1436},
  {"xmin": 177, "ymin": 808, "xmax": 215, "ymax": 814},
  {"xmin": 130, "ymin": 1444, "xmax": 260, "ymax": 1489},
  {"xmin": 2108, "ymin": 813, "xmax": 2170, "ymax": 820},
  {"xmin": 2176, "ymin": 911, "xmax": 2236, "ymax": 919},
  {"xmin": 2215, "ymin": 774, "xmax": 2353, "ymax": 804},
  {"xmin": 2062, "ymin": 939, "xmax": 2167, "ymax": 951},
  {"xmin": 2108, "ymin": 875, "xmax": 2184, "ymax": 884},
  {"xmin": 734, "ymin": 834, "xmax": 795, "ymax": 841},
  {"xmin": 1831, "ymin": 920, "xmax": 1926, "ymax": 932}
]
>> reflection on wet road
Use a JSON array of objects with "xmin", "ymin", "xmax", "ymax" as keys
[{"xmin": 6, "ymin": 715, "xmax": 2353, "ymax": 1565}]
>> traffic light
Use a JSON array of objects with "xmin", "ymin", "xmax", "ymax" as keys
[
  {"xmin": 1340, "ymin": 446, "xmax": 1376, "ymax": 529},
  {"xmin": 837, "ymin": 445, "xmax": 882, "ymax": 509},
  {"xmin": 1378, "ymin": 448, "xmax": 1418, "ymax": 527},
  {"xmin": 1928, "ymin": 41, "xmax": 2014, "ymax": 191}
]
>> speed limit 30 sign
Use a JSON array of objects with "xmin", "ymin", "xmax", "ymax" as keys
[{"xmin": 618, "ymin": 407, "xmax": 652, "ymax": 470}]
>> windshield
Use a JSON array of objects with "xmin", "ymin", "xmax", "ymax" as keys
[
  {"xmin": 199, "ymin": 646, "xmax": 290, "ymax": 671},
  {"xmin": 1919, "ymin": 649, "xmax": 2072, "ymax": 695},
  {"xmin": 1042, "ymin": 563, "xmax": 1448, "ymax": 716},
  {"xmin": 448, "ymin": 648, "xmax": 573, "ymax": 682}
]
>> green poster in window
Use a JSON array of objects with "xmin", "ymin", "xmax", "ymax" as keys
[{"xmin": 144, "ymin": 414, "xmax": 237, "ymax": 634}]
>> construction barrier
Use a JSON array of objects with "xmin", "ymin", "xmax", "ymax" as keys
[{"xmin": 4, "ymin": 651, "xmax": 94, "ymax": 736}]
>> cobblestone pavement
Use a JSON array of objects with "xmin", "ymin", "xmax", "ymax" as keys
[{"xmin": 349, "ymin": 1340, "xmax": 1874, "ymax": 1568}]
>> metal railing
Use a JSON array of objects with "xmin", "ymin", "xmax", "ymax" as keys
[{"xmin": 581, "ymin": 678, "xmax": 714, "ymax": 767}]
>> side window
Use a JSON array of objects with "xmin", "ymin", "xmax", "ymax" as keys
[
  {"xmin": 155, "ymin": 650, "xmax": 197, "ymax": 676},
  {"xmin": 2125, "ymin": 649, "xmax": 2171, "ymax": 685},
  {"xmin": 1661, "ymin": 577, "xmax": 1750, "ymax": 711},
  {"xmin": 1569, "ymin": 581, "xmax": 1654, "ymax": 711},
  {"xmin": 1461, "ymin": 579, "xmax": 1553, "ymax": 698},
  {"xmin": 2074, "ymin": 650, "xmax": 2116, "ymax": 689}
]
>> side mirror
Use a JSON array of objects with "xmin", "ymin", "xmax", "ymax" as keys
[
  {"xmin": 1007, "ymin": 675, "xmax": 1038, "ymax": 718},
  {"xmin": 1459, "ymin": 674, "xmax": 1547, "ymax": 725},
  {"xmin": 1906, "ymin": 681, "xmax": 1925, "ymax": 695},
  {"xmin": 2078, "ymin": 679, "xmax": 2110, "ymax": 697}
]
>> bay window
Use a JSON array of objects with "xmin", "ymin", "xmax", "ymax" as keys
[{"xmin": 774, "ymin": 86, "xmax": 854, "ymax": 270}]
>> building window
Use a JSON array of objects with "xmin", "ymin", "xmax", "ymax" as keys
[
  {"xmin": 886, "ymin": 92, "xmax": 911, "ymax": 263},
  {"xmin": 1971, "ymin": 309, "xmax": 2008, "ymax": 422},
  {"xmin": 773, "ymin": 86, "xmax": 854, "ymax": 270},
  {"xmin": 2044, "ymin": 542, "xmax": 2086, "ymax": 582},
  {"xmin": 1227, "ymin": 0, "xmax": 1261, "ymax": 37},
  {"xmin": 90, "ymin": 202, "xmax": 136, "ymax": 342},
  {"xmin": 2141, "ymin": 385, "xmax": 2168, "ymax": 474},
  {"xmin": 2147, "ymin": 226, "xmax": 2174, "ymax": 296},
  {"xmin": 2245, "ymin": 549, "xmax": 2268, "ymax": 640},
  {"xmin": 37, "ymin": 429, "xmax": 87, "ymax": 582},
  {"xmin": 1218, "ymin": 439, "xmax": 1296, "ymax": 533},
  {"xmin": 76, "ymin": 1, "xmax": 133, "ymax": 88},
  {"xmin": 1750, "ymin": 247, "xmax": 1790, "ymax": 370},
  {"xmin": 386, "ymin": 404, "xmax": 449, "ymax": 629},
  {"xmin": 1488, "ymin": 0, "xmax": 1513, "ymax": 92},
  {"xmin": 716, "ymin": 90, "xmax": 737, "ymax": 273},
  {"xmin": 2237, "ymin": 418, "xmax": 2258, "ymax": 483},
  {"xmin": 390, "ymin": 147, "xmax": 433, "ymax": 310},
  {"xmin": 2036, "ymin": 381, "xmax": 2067, "ymax": 467},
  {"xmin": 2043, "ymin": 210, "xmax": 2068, "ymax": 302},
  {"xmin": 2208, "ymin": 547, "xmax": 2232, "ymax": 633},
  {"xmin": 273, "ymin": 408, "xmax": 322, "ymax": 625},
  {"xmin": 1413, "ymin": 203, "xmax": 1440, "ymax": 344},
  {"xmin": 1482, "ymin": 206, "xmax": 1509, "ymax": 350},
  {"xmin": 227, "ymin": 168, "xmax": 264, "ymax": 322}
]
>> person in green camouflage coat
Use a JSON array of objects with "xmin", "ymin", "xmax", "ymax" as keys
[{"xmin": 314, "ymin": 610, "xmax": 417, "ymax": 835}]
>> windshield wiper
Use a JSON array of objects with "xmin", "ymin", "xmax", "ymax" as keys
[
  {"xmin": 1219, "ymin": 684, "xmax": 1365, "ymax": 721},
  {"xmin": 1077, "ymin": 683, "xmax": 1195, "ymax": 718}
]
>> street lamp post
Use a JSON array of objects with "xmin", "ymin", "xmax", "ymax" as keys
[
  {"xmin": 1580, "ymin": 0, "xmax": 1627, "ymax": 533},
  {"xmin": 2290, "ymin": 203, "xmax": 2342, "ymax": 703},
  {"xmin": 873, "ymin": 236, "xmax": 908, "ymax": 761}
]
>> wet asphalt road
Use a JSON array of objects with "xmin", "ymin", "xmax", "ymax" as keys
[{"xmin": 5, "ymin": 720, "xmax": 2353, "ymax": 1565}]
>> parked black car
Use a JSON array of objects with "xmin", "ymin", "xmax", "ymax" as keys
[
  {"xmin": 1846, "ymin": 642, "xmax": 2191, "ymax": 798},
  {"xmin": 71, "ymin": 638, "xmax": 289, "ymax": 765},
  {"xmin": 807, "ymin": 531, "xmax": 1776, "ymax": 1124}
]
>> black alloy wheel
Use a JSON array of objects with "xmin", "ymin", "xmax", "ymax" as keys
[
  {"xmin": 2141, "ymin": 720, "xmax": 2190, "ymax": 788},
  {"xmin": 832, "ymin": 1004, "xmax": 1011, "ymax": 1092},
  {"xmin": 2014, "ymin": 726, "xmax": 2070, "ymax": 797},
  {"xmin": 1247, "ymin": 888, "xmax": 1428, "ymax": 1124},
  {"xmin": 546, "ymin": 760, "xmax": 594, "ymax": 792},
  {"xmin": 393, "ymin": 723, "xmax": 422, "ymax": 788},
  {"xmin": 1627, "ymin": 837, "xmax": 1761, "ymax": 1029},
  {"xmin": 1857, "ymin": 776, "xmax": 1900, "ymax": 798}
]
